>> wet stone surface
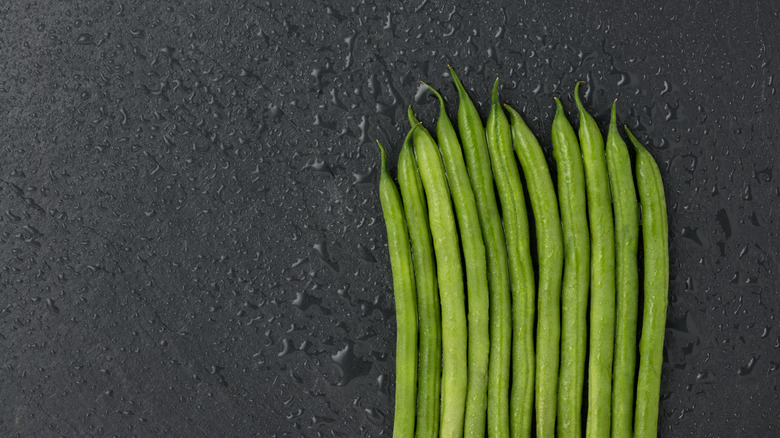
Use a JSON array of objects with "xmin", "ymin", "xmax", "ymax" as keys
[{"xmin": 0, "ymin": 0, "xmax": 778, "ymax": 436}]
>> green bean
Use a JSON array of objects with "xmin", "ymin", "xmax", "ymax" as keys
[
  {"xmin": 377, "ymin": 137, "xmax": 418, "ymax": 438},
  {"xmin": 606, "ymin": 102, "xmax": 639, "ymax": 438},
  {"xmin": 552, "ymin": 97, "xmax": 590, "ymax": 438},
  {"xmin": 574, "ymin": 82, "xmax": 616, "ymax": 438},
  {"xmin": 504, "ymin": 103, "xmax": 564, "ymax": 438},
  {"xmin": 398, "ymin": 124, "xmax": 442, "ymax": 438},
  {"xmin": 485, "ymin": 79, "xmax": 535, "ymax": 438},
  {"xmin": 408, "ymin": 107, "xmax": 468, "ymax": 438},
  {"xmin": 448, "ymin": 67, "xmax": 514, "ymax": 437},
  {"xmin": 625, "ymin": 127, "xmax": 668, "ymax": 438},
  {"xmin": 419, "ymin": 83, "xmax": 493, "ymax": 438}
]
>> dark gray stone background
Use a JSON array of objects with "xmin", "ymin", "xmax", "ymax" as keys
[{"xmin": 1, "ymin": 0, "xmax": 777, "ymax": 436}]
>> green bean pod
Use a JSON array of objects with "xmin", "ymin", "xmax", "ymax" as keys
[
  {"xmin": 398, "ymin": 125, "xmax": 442, "ymax": 438},
  {"xmin": 504, "ymin": 103, "xmax": 563, "ymax": 438},
  {"xmin": 408, "ymin": 107, "xmax": 468, "ymax": 438},
  {"xmin": 625, "ymin": 127, "xmax": 669, "ymax": 438},
  {"xmin": 575, "ymin": 82, "xmax": 616, "ymax": 438},
  {"xmin": 447, "ymin": 69, "xmax": 513, "ymax": 438},
  {"xmin": 552, "ymin": 98, "xmax": 590, "ymax": 438},
  {"xmin": 606, "ymin": 102, "xmax": 639, "ymax": 438},
  {"xmin": 377, "ymin": 138, "xmax": 418, "ymax": 438},
  {"xmin": 485, "ymin": 80, "xmax": 536, "ymax": 438},
  {"xmin": 419, "ymin": 83, "xmax": 493, "ymax": 438}
]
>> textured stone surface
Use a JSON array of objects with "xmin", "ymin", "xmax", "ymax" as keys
[{"xmin": 0, "ymin": 0, "xmax": 778, "ymax": 436}]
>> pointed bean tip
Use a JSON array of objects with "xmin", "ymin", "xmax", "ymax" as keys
[
  {"xmin": 402, "ymin": 125, "xmax": 417, "ymax": 149},
  {"xmin": 407, "ymin": 105, "xmax": 418, "ymax": 127},
  {"xmin": 574, "ymin": 81, "xmax": 587, "ymax": 113},
  {"xmin": 624, "ymin": 126, "xmax": 643, "ymax": 151},
  {"xmin": 447, "ymin": 66, "xmax": 464, "ymax": 89},
  {"xmin": 376, "ymin": 140, "xmax": 386, "ymax": 170},
  {"xmin": 503, "ymin": 102, "xmax": 521, "ymax": 120},
  {"xmin": 554, "ymin": 96, "xmax": 564, "ymax": 112},
  {"xmin": 421, "ymin": 82, "xmax": 444, "ymax": 106},
  {"xmin": 609, "ymin": 101, "xmax": 618, "ymax": 128}
]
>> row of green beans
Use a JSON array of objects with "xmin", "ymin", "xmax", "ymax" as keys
[{"xmin": 377, "ymin": 70, "xmax": 669, "ymax": 438}]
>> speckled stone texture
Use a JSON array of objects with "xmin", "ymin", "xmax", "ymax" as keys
[{"xmin": 1, "ymin": 0, "xmax": 778, "ymax": 436}]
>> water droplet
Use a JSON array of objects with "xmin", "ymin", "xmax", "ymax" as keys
[
  {"xmin": 313, "ymin": 241, "xmax": 339, "ymax": 272},
  {"xmin": 737, "ymin": 356, "xmax": 758, "ymax": 376},
  {"xmin": 278, "ymin": 338, "xmax": 294, "ymax": 357},
  {"xmin": 76, "ymin": 33, "xmax": 94, "ymax": 45},
  {"xmin": 46, "ymin": 298, "xmax": 59, "ymax": 313},
  {"xmin": 356, "ymin": 243, "xmax": 376, "ymax": 263},
  {"xmin": 331, "ymin": 343, "xmax": 371, "ymax": 386},
  {"xmin": 681, "ymin": 227, "xmax": 703, "ymax": 246},
  {"xmin": 716, "ymin": 209, "xmax": 732, "ymax": 239}
]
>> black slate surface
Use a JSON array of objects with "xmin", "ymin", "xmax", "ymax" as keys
[{"xmin": 1, "ymin": 1, "xmax": 778, "ymax": 436}]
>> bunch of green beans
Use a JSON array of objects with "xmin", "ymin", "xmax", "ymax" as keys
[{"xmin": 376, "ymin": 70, "xmax": 669, "ymax": 438}]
